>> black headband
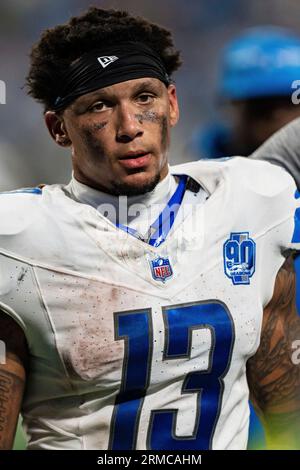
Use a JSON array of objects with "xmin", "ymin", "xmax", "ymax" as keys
[{"xmin": 52, "ymin": 42, "xmax": 171, "ymax": 111}]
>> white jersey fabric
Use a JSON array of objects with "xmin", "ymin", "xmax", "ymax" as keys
[{"xmin": 0, "ymin": 157, "xmax": 298, "ymax": 450}]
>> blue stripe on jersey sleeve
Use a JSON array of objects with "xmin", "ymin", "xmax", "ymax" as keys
[
  {"xmin": 292, "ymin": 190, "xmax": 300, "ymax": 243},
  {"xmin": 0, "ymin": 187, "xmax": 42, "ymax": 195}
]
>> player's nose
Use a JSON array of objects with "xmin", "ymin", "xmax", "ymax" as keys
[{"xmin": 115, "ymin": 103, "xmax": 143, "ymax": 143}]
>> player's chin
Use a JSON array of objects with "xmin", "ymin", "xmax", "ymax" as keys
[{"xmin": 112, "ymin": 168, "xmax": 160, "ymax": 196}]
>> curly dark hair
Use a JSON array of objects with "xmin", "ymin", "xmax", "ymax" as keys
[{"xmin": 26, "ymin": 7, "xmax": 182, "ymax": 111}]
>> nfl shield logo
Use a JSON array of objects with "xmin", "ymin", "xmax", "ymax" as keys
[{"xmin": 149, "ymin": 256, "xmax": 173, "ymax": 283}]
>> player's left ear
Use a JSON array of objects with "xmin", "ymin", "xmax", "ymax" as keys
[
  {"xmin": 167, "ymin": 84, "xmax": 179, "ymax": 127},
  {"xmin": 44, "ymin": 111, "xmax": 72, "ymax": 147}
]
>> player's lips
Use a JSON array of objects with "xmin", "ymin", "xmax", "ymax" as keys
[{"xmin": 118, "ymin": 151, "xmax": 151, "ymax": 169}]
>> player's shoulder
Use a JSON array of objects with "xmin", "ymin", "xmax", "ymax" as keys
[
  {"xmin": 0, "ymin": 186, "xmax": 44, "ymax": 233},
  {"xmin": 0, "ymin": 184, "xmax": 69, "ymax": 249},
  {"xmin": 0, "ymin": 182, "xmax": 90, "ymax": 271},
  {"xmin": 171, "ymin": 156, "xmax": 296, "ymax": 198},
  {"xmin": 228, "ymin": 156, "xmax": 296, "ymax": 198},
  {"xmin": 0, "ymin": 186, "xmax": 43, "ymax": 201}
]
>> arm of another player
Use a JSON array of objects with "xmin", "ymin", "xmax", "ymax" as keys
[
  {"xmin": 247, "ymin": 259, "xmax": 300, "ymax": 449},
  {"xmin": 250, "ymin": 117, "xmax": 300, "ymax": 189},
  {"xmin": 0, "ymin": 311, "xmax": 28, "ymax": 449}
]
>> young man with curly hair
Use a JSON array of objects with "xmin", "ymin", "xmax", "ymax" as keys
[{"xmin": 0, "ymin": 7, "xmax": 299, "ymax": 450}]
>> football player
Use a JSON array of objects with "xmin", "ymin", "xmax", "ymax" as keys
[{"xmin": 0, "ymin": 7, "xmax": 300, "ymax": 450}]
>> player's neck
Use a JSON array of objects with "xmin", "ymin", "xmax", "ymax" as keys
[{"xmin": 65, "ymin": 170, "xmax": 177, "ymax": 225}]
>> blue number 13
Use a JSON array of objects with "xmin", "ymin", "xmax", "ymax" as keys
[{"xmin": 109, "ymin": 301, "xmax": 235, "ymax": 450}]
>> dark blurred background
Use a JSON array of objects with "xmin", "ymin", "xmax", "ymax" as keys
[{"xmin": 1, "ymin": 0, "xmax": 300, "ymax": 189}]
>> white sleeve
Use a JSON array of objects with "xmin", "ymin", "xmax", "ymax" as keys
[{"xmin": 0, "ymin": 253, "xmax": 29, "ymax": 332}]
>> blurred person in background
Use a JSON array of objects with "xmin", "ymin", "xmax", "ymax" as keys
[{"xmin": 189, "ymin": 26, "xmax": 300, "ymax": 159}]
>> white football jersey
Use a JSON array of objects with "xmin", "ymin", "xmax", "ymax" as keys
[{"xmin": 0, "ymin": 157, "xmax": 298, "ymax": 450}]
